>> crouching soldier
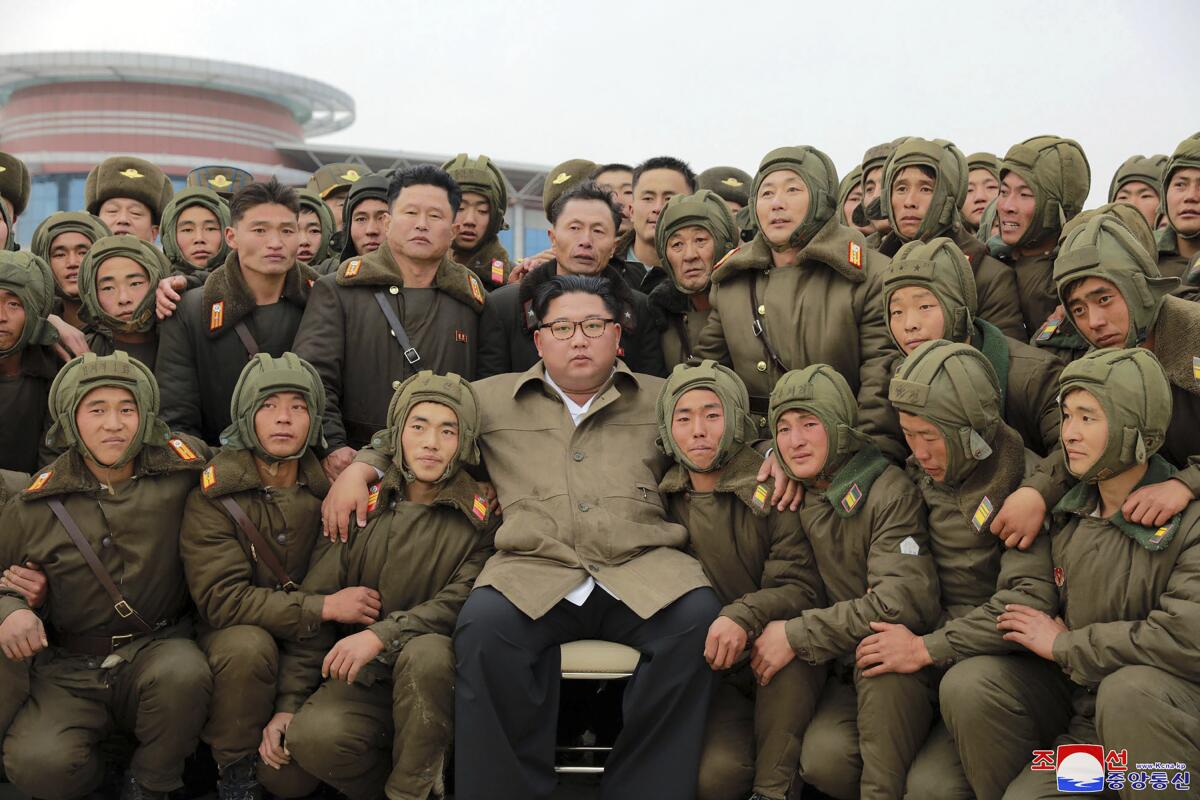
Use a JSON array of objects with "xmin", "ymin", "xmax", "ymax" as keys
[
  {"xmin": 750, "ymin": 365, "xmax": 941, "ymax": 800},
  {"xmin": 1000, "ymin": 348, "xmax": 1200, "ymax": 799},
  {"xmin": 656, "ymin": 361, "xmax": 826, "ymax": 800},
  {"xmin": 0, "ymin": 352, "xmax": 213, "ymax": 800},
  {"xmin": 180, "ymin": 353, "xmax": 382, "ymax": 799},
  {"xmin": 883, "ymin": 341, "xmax": 1067, "ymax": 800},
  {"xmin": 268, "ymin": 371, "xmax": 493, "ymax": 800}
]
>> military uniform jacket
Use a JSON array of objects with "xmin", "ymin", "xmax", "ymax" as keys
[
  {"xmin": 659, "ymin": 445, "xmax": 825, "ymax": 638},
  {"xmin": 275, "ymin": 466, "xmax": 493, "ymax": 712},
  {"xmin": 695, "ymin": 221, "xmax": 904, "ymax": 461},
  {"xmin": 971, "ymin": 319, "xmax": 1063, "ymax": 456},
  {"xmin": 293, "ymin": 245, "xmax": 485, "ymax": 451},
  {"xmin": 784, "ymin": 450, "xmax": 941, "ymax": 666},
  {"xmin": 1155, "ymin": 227, "xmax": 1192, "ymax": 282},
  {"xmin": 455, "ymin": 236, "xmax": 512, "ymax": 289},
  {"xmin": 156, "ymin": 252, "xmax": 316, "ymax": 446},
  {"xmin": 648, "ymin": 280, "xmax": 711, "ymax": 368},
  {"xmin": 1049, "ymin": 456, "xmax": 1200, "ymax": 691},
  {"xmin": 180, "ymin": 448, "xmax": 329, "ymax": 641},
  {"xmin": 0, "ymin": 345, "xmax": 59, "ymax": 472},
  {"xmin": 1000, "ymin": 248, "xmax": 1058, "ymax": 336},
  {"xmin": 910, "ymin": 425, "xmax": 1058, "ymax": 665},
  {"xmin": 0, "ymin": 437, "xmax": 208, "ymax": 664}
]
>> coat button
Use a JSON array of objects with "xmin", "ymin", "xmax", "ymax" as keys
[
  {"xmin": 573, "ymin": 451, "xmax": 584, "ymax": 462},
  {"xmin": 392, "ymin": 380, "xmax": 401, "ymax": 390},
  {"xmin": 578, "ymin": 502, "xmax": 590, "ymax": 512},
  {"xmin": 276, "ymin": 533, "xmax": 287, "ymax": 545},
  {"xmin": 101, "ymin": 536, "xmax": 112, "ymax": 548},
  {"xmin": 756, "ymin": 361, "xmax": 767, "ymax": 372},
  {"xmin": 757, "ymin": 304, "xmax": 766, "ymax": 315},
  {"xmin": 389, "ymin": 285, "xmax": 400, "ymax": 295}
]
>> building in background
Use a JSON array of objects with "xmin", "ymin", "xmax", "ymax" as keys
[{"xmin": 0, "ymin": 51, "xmax": 552, "ymax": 255}]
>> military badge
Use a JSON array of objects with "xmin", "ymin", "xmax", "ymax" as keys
[
  {"xmin": 491, "ymin": 259, "xmax": 505, "ymax": 285},
  {"xmin": 366, "ymin": 483, "xmax": 381, "ymax": 513},
  {"xmin": 900, "ymin": 536, "xmax": 920, "ymax": 556},
  {"xmin": 840, "ymin": 483, "xmax": 863, "ymax": 514},
  {"xmin": 344, "ymin": 259, "xmax": 362, "ymax": 278},
  {"xmin": 27, "ymin": 470, "xmax": 52, "ymax": 492},
  {"xmin": 455, "ymin": 329, "xmax": 468, "ymax": 343},
  {"xmin": 1054, "ymin": 566, "xmax": 1064, "ymax": 587},
  {"xmin": 552, "ymin": 172, "xmax": 572, "ymax": 185},
  {"xmin": 720, "ymin": 177, "xmax": 744, "ymax": 188},
  {"xmin": 472, "ymin": 495, "xmax": 488, "ymax": 521},
  {"xmin": 208, "ymin": 175, "xmax": 233, "ymax": 189},
  {"xmin": 971, "ymin": 496, "xmax": 994, "ymax": 531},
  {"xmin": 168, "ymin": 438, "xmax": 199, "ymax": 461},
  {"xmin": 752, "ymin": 484, "xmax": 769, "ymax": 510},
  {"xmin": 469, "ymin": 275, "xmax": 484, "ymax": 304},
  {"xmin": 201, "ymin": 465, "xmax": 216, "ymax": 491},
  {"xmin": 848, "ymin": 242, "xmax": 863, "ymax": 269},
  {"xmin": 339, "ymin": 169, "xmax": 362, "ymax": 182},
  {"xmin": 1035, "ymin": 319, "xmax": 1061, "ymax": 342},
  {"xmin": 1193, "ymin": 356, "xmax": 1200, "ymax": 381},
  {"xmin": 118, "ymin": 168, "xmax": 145, "ymax": 179},
  {"xmin": 209, "ymin": 301, "xmax": 224, "ymax": 331}
]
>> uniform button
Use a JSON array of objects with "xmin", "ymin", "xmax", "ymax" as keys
[
  {"xmin": 578, "ymin": 502, "xmax": 590, "ymax": 512},
  {"xmin": 573, "ymin": 451, "xmax": 584, "ymax": 462},
  {"xmin": 756, "ymin": 361, "xmax": 767, "ymax": 372},
  {"xmin": 588, "ymin": 564, "xmax": 599, "ymax": 573},
  {"xmin": 101, "ymin": 536, "xmax": 112, "ymax": 548},
  {"xmin": 276, "ymin": 533, "xmax": 287, "ymax": 545},
  {"xmin": 757, "ymin": 304, "xmax": 766, "ymax": 315},
  {"xmin": 759, "ymin": 416, "xmax": 768, "ymax": 428},
  {"xmin": 392, "ymin": 380, "xmax": 401, "ymax": 390},
  {"xmin": 388, "ymin": 285, "xmax": 399, "ymax": 295}
]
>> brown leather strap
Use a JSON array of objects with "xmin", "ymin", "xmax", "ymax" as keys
[
  {"xmin": 233, "ymin": 321, "xmax": 260, "ymax": 358},
  {"xmin": 46, "ymin": 498, "xmax": 154, "ymax": 634},
  {"xmin": 748, "ymin": 272, "xmax": 788, "ymax": 373},
  {"xmin": 671, "ymin": 315, "xmax": 693, "ymax": 362},
  {"xmin": 59, "ymin": 630, "xmax": 147, "ymax": 656},
  {"xmin": 216, "ymin": 497, "xmax": 298, "ymax": 591},
  {"xmin": 373, "ymin": 290, "xmax": 421, "ymax": 365}
]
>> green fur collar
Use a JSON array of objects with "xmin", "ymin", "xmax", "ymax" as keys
[
  {"xmin": 712, "ymin": 218, "xmax": 869, "ymax": 286},
  {"xmin": 820, "ymin": 444, "xmax": 891, "ymax": 518},
  {"xmin": 21, "ymin": 433, "xmax": 208, "ymax": 501},
  {"xmin": 1053, "ymin": 455, "xmax": 1182, "ymax": 551},
  {"xmin": 971, "ymin": 319, "xmax": 1011, "ymax": 414},
  {"xmin": 1151, "ymin": 295, "xmax": 1200, "ymax": 399},
  {"xmin": 202, "ymin": 252, "xmax": 317, "ymax": 338},
  {"xmin": 199, "ymin": 447, "xmax": 329, "ymax": 500},
  {"xmin": 336, "ymin": 244, "xmax": 486, "ymax": 313},
  {"xmin": 368, "ymin": 465, "xmax": 491, "ymax": 531}
]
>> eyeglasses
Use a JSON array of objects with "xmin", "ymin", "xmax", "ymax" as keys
[{"xmin": 539, "ymin": 317, "xmax": 615, "ymax": 340}]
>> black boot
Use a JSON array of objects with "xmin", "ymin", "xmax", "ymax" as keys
[
  {"xmin": 119, "ymin": 771, "xmax": 169, "ymax": 800},
  {"xmin": 217, "ymin": 755, "xmax": 262, "ymax": 800}
]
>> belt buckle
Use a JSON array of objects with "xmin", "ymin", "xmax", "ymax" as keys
[
  {"xmin": 110, "ymin": 633, "xmax": 134, "ymax": 652},
  {"xmin": 403, "ymin": 348, "xmax": 421, "ymax": 365},
  {"xmin": 114, "ymin": 600, "xmax": 134, "ymax": 618}
]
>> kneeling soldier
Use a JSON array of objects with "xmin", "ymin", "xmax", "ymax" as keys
[
  {"xmin": 885, "ymin": 341, "xmax": 1067, "ymax": 800},
  {"xmin": 750, "ymin": 365, "xmax": 941, "ymax": 800},
  {"xmin": 1000, "ymin": 348, "xmax": 1200, "ymax": 799},
  {"xmin": 181, "ymin": 353, "xmax": 382, "ymax": 799},
  {"xmin": 0, "ymin": 352, "xmax": 212, "ymax": 800},
  {"xmin": 657, "ymin": 361, "xmax": 826, "ymax": 800},
  {"xmin": 269, "ymin": 371, "xmax": 493, "ymax": 800}
]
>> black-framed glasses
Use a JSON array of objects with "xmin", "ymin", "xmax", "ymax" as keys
[{"xmin": 540, "ymin": 317, "xmax": 615, "ymax": 340}]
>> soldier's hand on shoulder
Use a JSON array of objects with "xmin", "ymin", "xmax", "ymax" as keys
[
  {"xmin": 990, "ymin": 487, "xmax": 1047, "ymax": 550},
  {"xmin": 322, "ymin": 446, "xmax": 358, "ymax": 484},
  {"xmin": 322, "ymin": 629, "xmax": 385, "ymax": 685},
  {"xmin": 322, "ymin": 586, "xmax": 382, "ymax": 625},
  {"xmin": 46, "ymin": 315, "xmax": 90, "ymax": 361},
  {"xmin": 1122, "ymin": 478, "xmax": 1193, "ymax": 527},
  {"xmin": 156, "ymin": 276, "xmax": 188, "ymax": 320},
  {"xmin": 0, "ymin": 609, "xmax": 47, "ymax": 661},
  {"xmin": 322, "ymin": 460, "xmax": 377, "ymax": 542},
  {"xmin": 1, "ymin": 562, "xmax": 47, "ymax": 609},
  {"xmin": 757, "ymin": 452, "xmax": 803, "ymax": 511},
  {"xmin": 259, "ymin": 712, "xmax": 294, "ymax": 770},
  {"xmin": 704, "ymin": 616, "xmax": 748, "ymax": 671}
]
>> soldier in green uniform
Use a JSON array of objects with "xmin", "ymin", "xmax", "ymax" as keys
[
  {"xmin": 30, "ymin": 211, "xmax": 111, "ymax": 330},
  {"xmin": 306, "ymin": 162, "xmax": 366, "ymax": 236},
  {"xmin": 296, "ymin": 190, "xmax": 336, "ymax": 269},
  {"xmin": 853, "ymin": 139, "xmax": 906, "ymax": 248},
  {"xmin": 327, "ymin": 172, "xmax": 390, "ymax": 271},
  {"xmin": 0, "ymin": 152, "xmax": 30, "ymax": 247},
  {"xmin": 272, "ymin": 371, "xmax": 492, "ymax": 800},
  {"xmin": 85, "ymin": 156, "xmax": 174, "ymax": 243},
  {"xmin": 878, "ymin": 137, "xmax": 1025, "ymax": 339},
  {"xmin": 78, "ymin": 235, "xmax": 168, "ymax": 366},
  {"xmin": 961, "ymin": 152, "xmax": 1000, "ymax": 237},
  {"xmin": 656, "ymin": 361, "xmax": 826, "ymax": 800},
  {"xmin": 160, "ymin": 187, "xmax": 231, "ymax": 289},
  {"xmin": 751, "ymin": 365, "xmax": 941, "ymax": 800},
  {"xmin": 994, "ymin": 136, "xmax": 1091, "ymax": 333},
  {"xmin": 698, "ymin": 166, "xmax": 753, "ymax": 216},
  {"xmin": 998, "ymin": 348, "xmax": 1200, "ymax": 799},
  {"xmin": 181, "ymin": 353, "xmax": 380, "ymax": 800},
  {"xmin": 649, "ymin": 190, "xmax": 738, "ymax": 367},
  {"xmin": 1155, "ymin": 137, "xmax": 1200, "ymax": 279},
  {"xmin": 882, "ymin": 341, "xmax": 1066, "ymax": 800},
  {"xmin": 1108, "ymin": 154, "xmax": 1169, "ymax": 230},
  {"xmin": 838, "ymin": 165, "xmax": 874, "ymax": 237},
  {"xmin": 444, "ymin": 153, "xmax": 514, "ymax": 287},
  {"xmin": 0, "ymin": 352, "xmax": 212, "ymax": 800}
]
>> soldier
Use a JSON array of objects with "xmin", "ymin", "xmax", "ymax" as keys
[
  {"xmin": 502, "ymin": 158, "xmax": 598, "ymax": 281},
  {"xmin": 883, "ymin": 341, "xmax": 1066, "ymax": 800},
  {"xmin": 838, "ymin": 165, "xmax": 874, "ymax": 237},
  {"xmin": 271, "ymin": 372, "xmax": 492, "ymax": 800},
  {"xmin": 295, "ymin": 190, "xmax": 336, "ymax": 268},
  {"xmin": 0, "ymin": 251, "xmax": 61, "ymax": 472},
  {"xmin": 656, "ymin": 361, "xmax": 826, "ymax": 800},
  {"xmin": 305, "ymin": 162, "xmax": 366, "ymax": 234},
  {"xmin": 879, "ymin": 138, "xmax": 1025, "ymax": 339},
  {"xmin": 0, "ymin": 352, "xmax": 212, "ymax": 800},
  {"xmin": 698, "ymin": 166, "xmax": 753, "ymax": 216},
  {"xmin": 156, "ymin": 179, "xmax": 316, "ymax": 447},
  {"xmin": 0, "ymin": 152, "xmax": 30, "ymax": 246},
  {"xmin": 30, "ymin": 211, "xmax": 111, "ymax": 330},
  {"xmin": 648, "ymin": 190, "xmax": 738, "ymax": 367},
  {"xmin": 443, "ymin": 153, "xmax": 513, "ymax": 287},
  {"xmin": 330, "ymin": 172, "xmax": 390, "ymax": 269},
  {"xmin": 961, "ymin": 152, "xmax": 1000, "ymax": 236},
  {"xmin": 994, "ymin": 135, "xmax": 1091, "ymax": 333},
  {"xmin": 293, "ymin": 165, "xmax": 485, "ymax": 478},
  {"xmin": 750, "ymin": 365, "xmax": 940, "ymax": 800},
  {"xmin": 882, "ymin": 237, "xmax": 1062, "ymax": 455},
  {"xmin": 999, "ymin": 348, "xmax": 1200, "ymax": 799},
  {"xmin": 186, "ymin": 165, "xmax": 254, "ymax": 202},
  {"xmin": 1108, "ymin": 154, "xmax": 1169, "ymax": 229},
  {"xmin": 853, "ymin": 139, "xmax": 905, "ymax": 247},
  {"xmin": 160, "ymin": 187, "xmax": 231, "ymax": 288},
  {"xmin": 1155, "ymin": 137, "xmax": 1200, "ymax": 279},
  {"xmin": 180, "ymin": 353, "xmax": 379, "ymax": 800},
  {"xmin": 85, "ymin": 156, "xmax": 174, "ymax": 243},
  {"xmin": 476, "ymin": 180, "xmax": 666, "ymax": 378},
  {"xmin": 616, "ymin": 156, "xmax": 697, "ymax": 293},
  {"xmin": 77, "ymin": 234, "xmax": 167, "ymax": 366},
  {"xmin": 694, "ymin": 145, "xmax": 903, "ymax": 460},
  {"xmin": 592, "ymin": 162, "xmax": 635, "ymax": 234}
]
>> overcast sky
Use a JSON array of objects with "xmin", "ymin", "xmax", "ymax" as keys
[{"xmin": 4, "ymin": 0, "xmax": 1198, "ymax": 206}]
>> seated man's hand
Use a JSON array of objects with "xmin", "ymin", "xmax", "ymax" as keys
[
  {"xmin": 322, "ymin": 460, "xmax": 377, "ymax": 542},
  {"xmin": 322, "ymin": 586, "xmax": 382, "ymax": 625},
  {"xmin": 258, "ymin": 712, "xmax": 294, "ymax": 770},
  {"xmin": 703, "ymin": 615, "xmax": 748, "ymax": 671},
  {"xmin": 854, "ymin": 621, "xmax": 931, "ymax": 676},
  {"xmin": 989, "ymin": 486, "xmax": 1046, "ymax": 550},
  {"xmin": 1, "ymin": 563, "xmax": 47, "ymax": 609},
  {"xmin": 757, "ymin": 451, "xmax": 803, "ymax": 512},
  {"xmin": 750, "ymin": 619, "xmax": 795, "ymax": 686},
  {"xmin": 0, "ymin": 609, "xmax": 47, "ymax": 661},
  {"xmin": 156, "ymin": 275, "xmax": 189, "ymax": 319},
  {"xmin": 46, "ymin": 315, "xmax": 90, "ymax": 361},
  {"xmin": 1122, "ymin": 478, "xmax": 1193, "ymax": 527},
  {"xmin": 321, "ymin": 446, "xmax": 358, "ymax": 485},
  {"xmin": 322, "ymin": 629, "xmax": 385, "ymax": 685},
  {"xmin": 997, "ymin": 604, "xmax": 1067, "ymax": 661}
]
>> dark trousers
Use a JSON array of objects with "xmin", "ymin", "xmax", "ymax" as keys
[{"xmin": 453, "ymin": 585, "xmax": 721, "ymax": 800}]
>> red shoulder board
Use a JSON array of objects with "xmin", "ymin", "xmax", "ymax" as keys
[{"xmin": 168, "ymin": 438, "xmax": 199, "ymax": 462}]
